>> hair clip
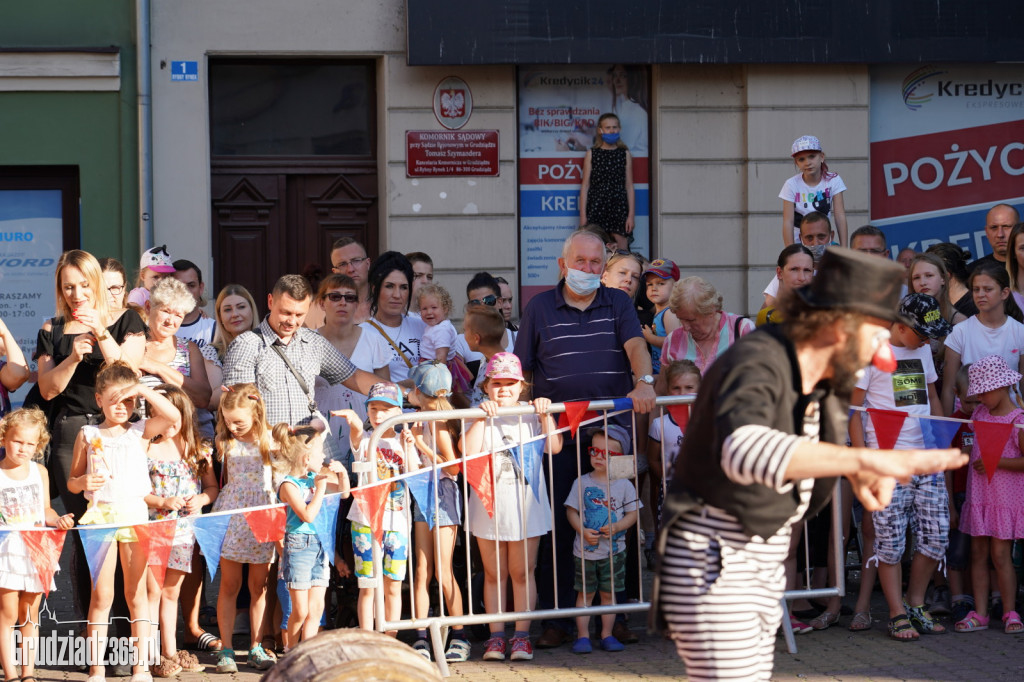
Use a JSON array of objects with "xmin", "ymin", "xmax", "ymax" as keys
[
  {"xmin": 288, "ymin": 425, "xmax": 296, "ymax": 434},
  {"xmin": 221, "ymin": 385, "xmax": 233, "ymax": 392},
  {"xmin": 248, "ymin": 394, "xmax": 260, "ymax": 401}
]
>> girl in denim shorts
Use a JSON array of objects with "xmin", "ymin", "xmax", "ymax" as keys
[{"xmin": 274, "ymin": 422, "xmax": 349, "ymax": 649}]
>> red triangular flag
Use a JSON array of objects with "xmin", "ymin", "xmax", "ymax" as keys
[
  {"xmin": 559, "ymin": 401, "xmax": 596, "ymax": 438},
  {"xmin": 666, "ymin": 404, "xmax": 690, "ymax": 433},
  {"xmin": 464, "ymin": 453, "xmax": 495, "ymax": 518},
  {"xmin": 867, "ymin": 408, "xmax": 908, "ymax": 451},
  {"xmin": 134, "ymin": 519, "xmax": 178, "ymax": 585},
  {"xmin": 244, "ymin": 507, "xmax": 287, "ymax": 544},
  {"xmin": 974, "ymin": 420, "xmax": 1015, "ymax": 483},
  {"xmin": 22, "ymin": 529, "xmax": 67, "ymax": 595},
  {"xmin": 352, "ymin": 483, "xmax": 388, "ymax": 543}
]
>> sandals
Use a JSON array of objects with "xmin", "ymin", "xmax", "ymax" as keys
[
  {"xmin": 445, "ymin": 638, "xmax": 471, "ymax": 662},
  {"xmin": 903, "ymin": 601, "xmax": 947, "ymax": 635},
  {"xmin": 182, "ymin": 630, "xmax": 223, "ymax": 652},
  {"xmin": 809, "ymin": 610, "xmax": 840, "ymax": 631},
  {"xmin": 1003, "ymin": 610, "xmax": 1023, "ymax": 634},
  {"xmin": 176, "ymin": 649, "xmax": 205, "ymax": 672},
  {"xmin": 887, "ymin": 615, "xmax": 920, "ymax": 641},
  {"xmin": 848, "ymin": 611, "xmax": 872, "ymax": 632},
  {"xmin": 153, "ymin": 654, "xmax": 183, "ymax": 677},
  {"xmin": 955, "ymin": 610, "xmax": 989, "ymax": 632}
]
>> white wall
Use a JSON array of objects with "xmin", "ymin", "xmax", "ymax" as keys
[
  {"xmin": 655, "ymin": 64, "xmax": 870, "ymax": 315},
  {"xmin": 150, "ymin": 0, "xmax": 517, "ymax": 311}
]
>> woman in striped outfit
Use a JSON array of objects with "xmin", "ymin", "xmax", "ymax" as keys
[{"xmin": 652, "ymin": 248, "xmax": 967, "ymax": 681}]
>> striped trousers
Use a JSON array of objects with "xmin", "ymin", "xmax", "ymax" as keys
[{"xmin": 660, "ymin": 507, "xmax": 792, "ymax": 681}]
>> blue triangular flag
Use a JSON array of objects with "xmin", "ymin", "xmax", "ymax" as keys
[
  {"xmin": 920, "ymin": 416, "xmax": 963, "ymax": 450},
  {"xmin": 78, "ymin": 525, "xmax": 116, "ymax": 588},
  {"xmin": 193, "ymin": 514, "xmax": 232, "ymax": 580},
  {"xmin": 515, "ymin": 439, "xmax": 545, "ymax": 503},
  {"xmin": 406, "ymin": 469, "xmax": 436, "ymax": 529},
  {"xmin": 0, "ymin": 529, "xmax": 10, "ymax": 547},
  {"xmin": 313, "ymin": 493, "xmax": 342, "ymax": 565}
]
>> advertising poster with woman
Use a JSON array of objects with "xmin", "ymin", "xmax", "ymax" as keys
[{"xmin": 518, "ymin": 65, "xmax": 650, "ymax": 306}]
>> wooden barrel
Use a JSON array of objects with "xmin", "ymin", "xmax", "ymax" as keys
[{"xmin": 262, "ymin": 629, "xmax": 443, "ymax": 682}]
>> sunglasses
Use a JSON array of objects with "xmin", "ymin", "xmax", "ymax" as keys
[
  {"xmin": 325, "ymin": 292, "xmax": 359, "ymax": 303},
  {"xmin": 588, "ymin": 446, "xmax": 623, "ymax": 458},
  {"xmin": 469, "ymin": 294, "xmax": 497, "ymax": 307}
]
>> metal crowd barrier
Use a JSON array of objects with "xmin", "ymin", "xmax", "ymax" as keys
[{"xmin": 353, "ymin": 395, "xmax": 845, "ymax": 675}]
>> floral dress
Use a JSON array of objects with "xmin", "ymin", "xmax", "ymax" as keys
[
  {"xmin": 147, "ymin": 447, "xmax": 208, "ymax": 573},
  {"xmin": 211, "ymin": 440, "xmax": 275, "ymax": 564}
]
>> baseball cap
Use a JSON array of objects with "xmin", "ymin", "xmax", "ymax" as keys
[
  {"xmin": 140, "ymin": 245, "xmax": 176, "ymax": 274},
  {"xmin": 410, "ymin": 362, "xmax": 452, "ymax": 398},
  {"xmin": 643, "ymin": 258, "xmax": 680, "ymax": 281},
  {"xmin": 897, "ymin": 293, "xmax": 953, "ymax": 340},
  {"xmin": 791, "ymin": 135, "xmax": 822, "ymax": 157},
  {"xmin": 365, "ymin": 382, "xmax": 403, "ymax": 408},
  {"xmin": 485, "ymin": 352, "xmax": 524, "ymax": 381}
]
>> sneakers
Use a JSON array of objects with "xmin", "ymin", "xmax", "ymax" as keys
[
  {"xmin": 445, "ymin": 638, "xmax": 471, "ymax": 662},
  {"xmin": 509, "ymin": 636, "xmax": 534, "ymax": 661},
  {"xmin": 247, "ymin": 643, "xmax": 276, "ymax": 670},
  {"xmin": 481, "ymin": 636, "xmax": 506, "ymax": 661},
  {"xmin": 903, "ymin": 600, "xmax": 947, "ymax": 635},
  {"xmin": 951, "ymin": 598, "xmax": 975, "ymax": 624},
  {"xmin": 600, "ymin": 635, "xmax": 625, "ymax": 652},
  {"xmin": 928, "ymin": 585, "xmax": 952, "ymax": 615},
  {"xmin": 571, "ymin": 637, "xmax": 593, "ymax": 654},
  {"xmin": 214, "ymin": 650, "xmax": 237, "ymax": 674},
  {"xmin": 412, "ymin": 638, "xmax": 431, "ymax": 660}
]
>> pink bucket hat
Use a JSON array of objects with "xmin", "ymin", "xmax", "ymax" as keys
[
  {"xmin": 967, "ymin": 355, "xmax": 1022, "ymax": 397},
  {"xmin": 485, "ymin": 352, "xmax": 524, "ymax": 381}
]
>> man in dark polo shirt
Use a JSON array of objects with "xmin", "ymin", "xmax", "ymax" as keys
[{"xmin": 514, "ymin": 230, "xmax": 656, "ymax": 649}]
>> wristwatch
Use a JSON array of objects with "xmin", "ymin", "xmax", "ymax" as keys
[
  {"xmin": 95, "ymin": 329, "xmax": 111, "ymax": 342},
  {"xmin": 636, "ymin": 374, "xmax": 654, "ymax": 386}
]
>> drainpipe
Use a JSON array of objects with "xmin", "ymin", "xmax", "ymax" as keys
[{"xmin": 136, "ymin": 0, "xmax": 154, "ymax": 251}]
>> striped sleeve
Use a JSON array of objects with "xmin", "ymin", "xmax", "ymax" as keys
[{"xmin": 721, "ymin": 424, "xmax": 804, "ymax": 491}]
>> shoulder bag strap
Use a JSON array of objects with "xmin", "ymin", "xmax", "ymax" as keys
[
  {"xmin": 258, "ymin": 328, "xmax": 317, "ymax": 415},
  {"xmin": 366, "ymin": 319, "xmax": 413, "ymax": 369}
]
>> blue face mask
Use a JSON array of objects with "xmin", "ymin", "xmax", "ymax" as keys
[
  {"xmin": 564, "ymin": 267, "xmax": 602, "ymax": 296},
  {"xmin": 601, "ymin": 133, "xmax": 620, "ymax": 145}
]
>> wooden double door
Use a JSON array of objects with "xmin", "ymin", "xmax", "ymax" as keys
[{"xmin": 211, "ymin": 161, "xmax": 378, "ymax": 311}]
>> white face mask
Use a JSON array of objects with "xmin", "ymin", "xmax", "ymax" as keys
[{"xmin": 564, "ymin": 267, "xmax": 602, "ymax": 296}]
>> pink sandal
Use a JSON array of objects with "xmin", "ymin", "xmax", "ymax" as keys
[
  {"xmin": 1003, "ymin": 610, "xmax": 1023, "ymax": 634},
  {"xmin": 954, "ymin": 610, "xmax": 989, "ymax": 632}
]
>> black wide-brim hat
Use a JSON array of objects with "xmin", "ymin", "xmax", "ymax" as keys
[{"xmin": 796, "ymin": 246, "xmax": 913, "ymax": 325}]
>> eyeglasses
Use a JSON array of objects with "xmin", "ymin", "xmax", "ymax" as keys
[
  {"xmin": 325, "ymin": 292, "xmax": 359, "ymax": 303},
  {"xmin": 469, "ymin": 294, "xmax": 497, "ymax": 307},
  {"xmin": 588, "ymin": 446, "xmax": 623, "ymax": 458},
  {"xmin": 332, "ymin": 256, "xmax": 368, "ymax": 271},
  {"xmin": 107, "ymin": 285, "xmax": 125, "ymax": 295}
]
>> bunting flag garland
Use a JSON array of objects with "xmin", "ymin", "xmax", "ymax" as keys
[
  {"xmin": 920, "ymin": 418, "xmax": 962, "ymax": 451},
  {"xmin": 514, "ymin": 439, "xmax": 545, "ymax": 503},
  {"xmin": 351, "ymin": 484, "xmax": 388, "ymax": 543},
  {"xmin": 313, "ymin": 494, "xmax": 342, "ymax": 565},
  {"xmin": 22, "ymin": 529, "xmax": 67, "ymax": 595},
  {"xmin": 78, "ymin": 525, "xmax": 117, "ymax": 588},
  {"xmin": 559, "ymin": 401, "xmax": 597, "ymax": 438},
  {"xmin": 666, "ymin": 404, "xmax": 690, "ymax": 433},
  {"xmin": 406, "ymin": 469, "xmax": 436, "ymax": 530},
  {"xmin": 464, "ymin": 452, "xmax": 495, "ymax": 518},
  {"xmin": 609, "ymin": 398, "xmax": 634, "ymax": 414},
  {"xmin": 867, "ymin": 408, "xmax": 909, "ymax": 451},
  {"xmin": 193, "ymin": 514, "xmax": 232, "ymax": 580},
  {"xmin": 975, "ymin": 420, "xmax": 1014, "ymax": 483},
  {"xmin": 135, "ymin": 519, "xmax": 178, "ymax": 585},
  {"xmin": 244, "ymin": 508, "xmax": 286, "ymax": 544}
]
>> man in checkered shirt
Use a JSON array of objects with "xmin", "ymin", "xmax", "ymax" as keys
[{"xmin": 223, "ymin": 274, "xmax": 382, "ymax": 457}]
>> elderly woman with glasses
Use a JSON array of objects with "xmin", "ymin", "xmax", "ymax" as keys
[{"xmin": 659, "ymin": 276, "xmax": 755, "ymax": 379}]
